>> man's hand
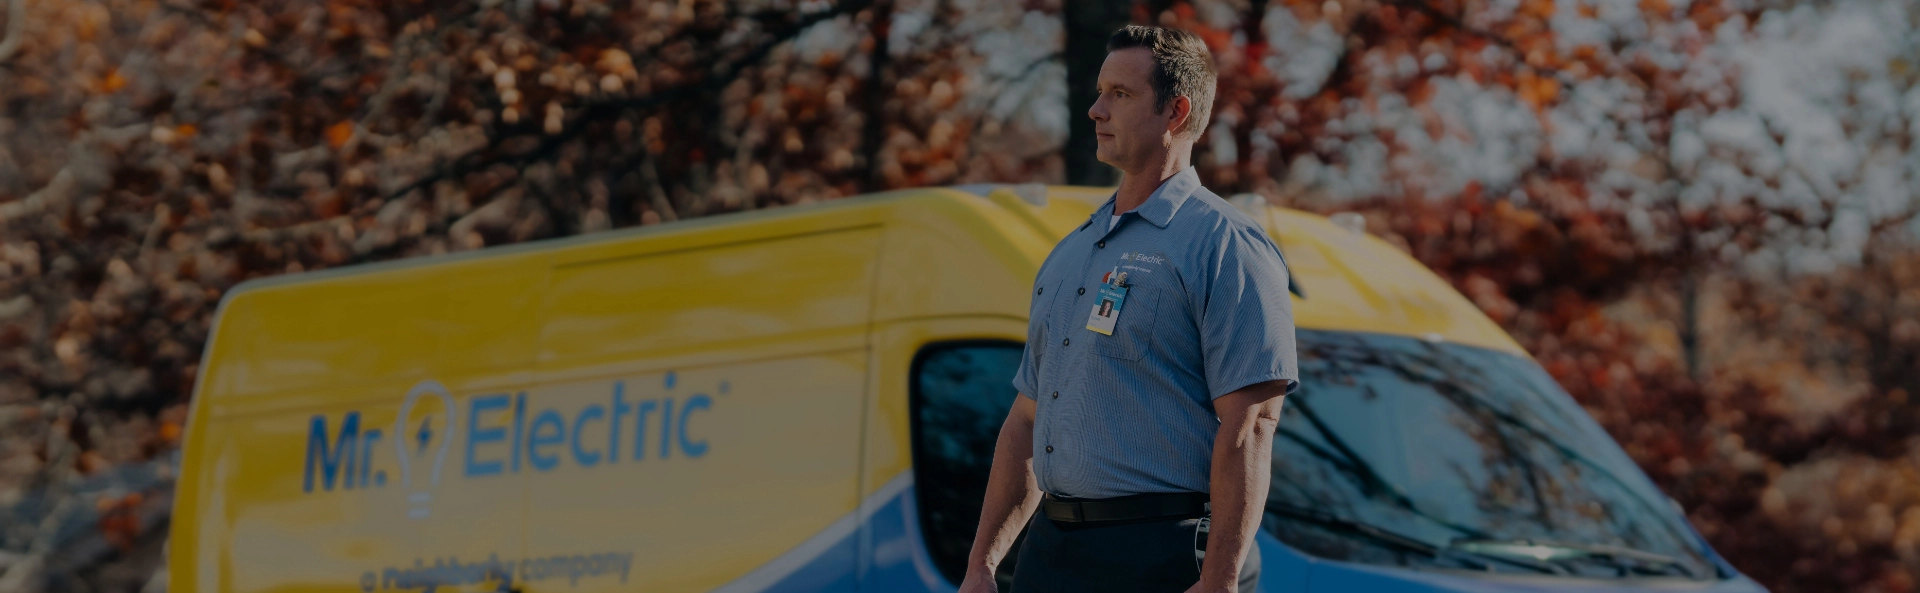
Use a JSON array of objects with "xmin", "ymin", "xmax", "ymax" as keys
[
  {"xmin": 956, "ymin": 568, "xmax": 1000, "ymax": 593},
  {"xmin": 1181, "ymin": 583, "xmax": 1232, "ymax": 593}
]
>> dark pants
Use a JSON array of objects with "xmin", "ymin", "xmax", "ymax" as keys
[{"xmin": 1009, "ymin": 512, "xmax": 1260, "ymax": 593}]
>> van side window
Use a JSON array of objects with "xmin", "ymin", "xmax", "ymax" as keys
[{"xmin": 910, "ymin": 342, "xmax": 1026, "ymax": 587}]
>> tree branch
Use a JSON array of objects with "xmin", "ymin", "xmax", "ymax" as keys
[
  {"xmin": 860, "ymin": 0, "xmax": 893, "ymax": 193},
  {"xmin": 227, "ymin": 0, "xmax": 880, "ymax": 264},
  {"xmin": 379, "ymin": 0, "xmax": 873, "ymax": 206},
  {"xmin": 0, "ymin": 0, "xmax": 25, "ymax": 64}
]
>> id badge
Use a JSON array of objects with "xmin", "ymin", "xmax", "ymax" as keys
[{"xmin": 1085, "ymin": 270, "xmax": 1130, "ymax": 335}]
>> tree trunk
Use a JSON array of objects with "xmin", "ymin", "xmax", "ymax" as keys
[
  {"xmin": 862, "ymin": 1, "xmax": 894, "ymax": 193},
  {"xmin": 1681, "ymin": 271, "xmax": 1701, "ymax": 382},
  {"xmin": 1062, "ymin": 0, "xmax": 1131, "ymax": 186}
]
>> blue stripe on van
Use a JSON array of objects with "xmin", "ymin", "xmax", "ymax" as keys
[
  {"xmin": 861, "ymin": 475, "xmax": 958, "ymax": 593},
  {"xmin": 709, "ymin": 473, "xmax": 920, "ymax": 593},
  {"xmin": 710, "ymin": 474, "xmax": 1770, "ymax": 593}
]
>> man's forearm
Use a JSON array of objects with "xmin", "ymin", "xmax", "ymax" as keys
[
  {"xmin": 966, "ymin": 397, "xmax": 1042, "ymax": 578},
  {"xmin": 1200, "ymin": 385, "xmax": 1286, "ymax": 591}
]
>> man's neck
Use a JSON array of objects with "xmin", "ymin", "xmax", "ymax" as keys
[{"xmin": 1113, "ymin": 149, "xmax": 1192, "ymax": 214}]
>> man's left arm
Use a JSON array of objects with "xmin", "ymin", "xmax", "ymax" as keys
[
  {"xmin": 1193, "ymin": 381, "xmax": 1289, "ymax": 592},
  {"xmin": 1188, "ymin": 225, "xmax": 1300, "ymax": 593}
]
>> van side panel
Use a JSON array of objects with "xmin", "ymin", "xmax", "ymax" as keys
[
  {"xmin": 201, "ymin": 255, "xmax": 547, "ymax": 403},
  {"xmin": 190, "ymin": 378, "xmax": 530, "ymax": 593},
  {"xmin": 869, "ymin": 195, "xmax": 1056, "ymax": 324},
  {"xmin": 172, "ymin": 246, "xmax": 547, "ymax": 593},
  {"xmin": 517, "ymin": 355, "xmax": 868, "ymax": 593},
  {"xmin": 539, "ymin": 227, "xmax": 881, "ymax": 368},
  {"xmin": 527, "ymin": 227, "xmax": 882, "ymax": 592}
]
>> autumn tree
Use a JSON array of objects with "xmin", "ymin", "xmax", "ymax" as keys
[
  {"xmin": 0, "ymin": 0, "xmax": 1070, "ymax": 589},
  {"xmin": 1129, "ymin": 1, "xmax": 1920, "ymax": 591}
]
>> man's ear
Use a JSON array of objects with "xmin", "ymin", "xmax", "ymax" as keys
[{"xmin": 1165, "ymin": 95, "xmax": 1192, "ymax": 135}]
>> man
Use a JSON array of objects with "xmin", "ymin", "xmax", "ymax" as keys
[{"xmin": 956, "ymin": 26, "xmax": 1298, "ymax": 593}]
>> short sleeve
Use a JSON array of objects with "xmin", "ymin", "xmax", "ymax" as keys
[
  {"xmin": 1012, "ymin": 284, "xmax": 1047, "ymax": 400},
  {"xmin": 1200, "ymin": 227, "xmax": 1300, "ymax": 400},
  {"xmin": 1012, "ymin": 338, "xmax": 1040, "ymax": 400},
  {"xmin": 1012, "ymin": 235, "xmax": 1079, "ymax": 400}
]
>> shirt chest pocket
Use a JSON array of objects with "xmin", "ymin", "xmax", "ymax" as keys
[{"xmin": 1094, "ymin": 284, "xmax": 1164, "ymax": 361}]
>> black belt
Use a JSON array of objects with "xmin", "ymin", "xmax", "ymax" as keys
[{"xmin": 1041, "ymin": 492, "xmax": 1209, "ymax": 524}]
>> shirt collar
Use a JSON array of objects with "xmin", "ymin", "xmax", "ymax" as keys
[{"xmin": 1098, "ymin": 166, "xmax": 1200, "ymax": 230}]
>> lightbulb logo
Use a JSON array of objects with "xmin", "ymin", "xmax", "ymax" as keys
[{"xmin": 394, "ymin": 379, "xmax": 456, "ymax": 520}]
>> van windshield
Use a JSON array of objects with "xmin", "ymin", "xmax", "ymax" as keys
[{"xmin": 1269, "ymin": 329, "xmax": 1716, "ymax": 579}]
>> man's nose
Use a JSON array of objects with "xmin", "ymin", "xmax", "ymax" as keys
[{"xmin": 1088, "ymin": 94, "xmax": 1107, "ymax": 122}]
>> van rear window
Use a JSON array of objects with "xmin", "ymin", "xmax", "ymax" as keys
[{"xmin": 909, "ymin": 342, "xmax": 1026, "ymax": 588}]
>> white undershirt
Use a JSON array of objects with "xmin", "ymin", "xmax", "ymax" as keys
[{"xmin": 1110, "ymin": 213, "xmax": 1122, "ymax": 231}]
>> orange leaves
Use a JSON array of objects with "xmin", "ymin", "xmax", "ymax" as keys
[
  {"xmin": 325, "ymin": 121, "xmax": 354, "ymax": 148},
  {"xmin": 1520, "ymin": 0, "xmax": 1557, "ymax": 19},
  {"xmin": 1463, "ymin": 273, "xmax": 1521, "ymax": 324},
  {"xmin": 95, "ymin": 69, "xmax": 128, "ymax": 94},
  {"xmin": 97, "ymin": 493, "xmax": 145, "ymax": 551},
  {"xmin": 597, "ymin": 48, "xmax": 635, "ymax": 77},
  {"xmin": 72, "ymin": 3, "xmax": 111, "ymax": 42},
  {"xmin": 1196, "ymin": 28, "xmax": 1234, "ymax": 53},
  {"xmin": 1515, "ymin": 70, "xmax": 1561, "ymax": 112}
]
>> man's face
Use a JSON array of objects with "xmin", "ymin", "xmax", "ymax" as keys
[{"xmin": 1089, "ymin": 48, "xmax": 1185, "ymax": 171}]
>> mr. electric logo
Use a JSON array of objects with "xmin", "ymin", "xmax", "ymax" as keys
[{"xmin": 303, "ymin": 372, "xmax": 719, "ymax": 517}]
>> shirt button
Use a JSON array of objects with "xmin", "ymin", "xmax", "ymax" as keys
[
  {"xmin": 1077, "ymin": 287, "xmax": 1085, "ymax": 295},
  {"xmin": 1045, "ymin": 446, "xmax": 1054, "ymax": 453},
  {"xmin": 1037, "ymin": 287, "xmax": 1043, "ymax": 295},
  {"xmin": 1062, "ymin": 338, "xmax": 1070, "ymax": 346},
  {"xmin": 1097, "ymin": 241, "xmax": 1106, "ymax": 248},
  {"xmin": 1051, "ymin": 391, "xmax": 1059, "ymax": 399}
]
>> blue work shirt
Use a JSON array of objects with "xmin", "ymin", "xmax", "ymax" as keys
[{"xmin": 1011, "ymin": 167, "xmax": 1300, "ymax": 499}]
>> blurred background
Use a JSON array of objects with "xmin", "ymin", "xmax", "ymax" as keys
[{"xmin": 0, "ymin": 0, "xmax": 1916, "ymax": 591}]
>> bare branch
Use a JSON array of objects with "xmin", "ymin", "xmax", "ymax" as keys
[
  {"xmin": 0, "ymin": 125, "xmax": 146, "ymax": 223},
  {"xmin": 639, "ymin": 152, "xmax": 679, "ymax": 223},
  {"xmin": 0, "ymin": 0, "xmax": 24, "ymax": 64},
  {"xmin": 342, "ymin": 2, "xmax": 485, "ymax": 155},
  {"xmin": 379, "ymin": 0, "xmax": 875, "ymax": 204},
  {"xmin": 0, "ymin": 168, "xmax": 76, "ymax": 223}
]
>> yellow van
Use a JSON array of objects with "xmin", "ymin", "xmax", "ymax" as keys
[{"xmin": 169, "ymin": 185, "xmax": 1765, "ymax": 593}]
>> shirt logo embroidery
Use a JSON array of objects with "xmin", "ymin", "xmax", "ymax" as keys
[{"xmin": 1123, "ymin": 252, "xmax": 1166, "ymax": 265}]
